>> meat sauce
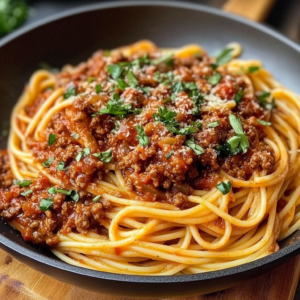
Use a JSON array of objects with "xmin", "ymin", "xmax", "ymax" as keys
[{"xmin": 0, "ymin": 48, "xmax": 275, "ymax": 245}]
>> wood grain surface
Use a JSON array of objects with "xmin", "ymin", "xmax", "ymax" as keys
[{"xmin": 0, "ymin": 248, "xmax": 299, "ymax": 300}]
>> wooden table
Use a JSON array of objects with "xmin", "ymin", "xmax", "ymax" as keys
[{"xmin": 1, "ymin": 248, "xmax": 300, "ymax": 300}]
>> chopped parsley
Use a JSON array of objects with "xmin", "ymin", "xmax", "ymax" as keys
[
  {"xmin": 117, "ymin": 78, "xmax": 129, "ymax": 91},
  {"xmin": 93, "ymin": 195, "xmax": 101, "ymax": 202},
  {"xmin": 57, "ymin": 161, "xmax": 65, "ymax": 171},
  {"xmin": 248, "ymin": 66, "xmax": 260, "ymax": 73},
  {"xmin": 93, "ymin": 149, "xmax": 113, "ymax": 163},
  {"xmin": 21, "ymin": 189, "xmax": 33, "ymax": 196},
  {"xmin": 257, "ymin": 91, "xmax": 276, "ymax": 110},
  {"xmin": 95, "ymin": 84, "xmax": 102, "ymax": 93},
  {"xmin": 186, "ymin": 139, "xmax": 204, "ymax": 155},
  {"xmin": 229, "ymin": 114, "xmax": 249, "ymax": 153},
  {"xmin": 63, "ymin": 85, "xmax": 77, "ymax": 99},
  {"xmin": 70, "ymin": 190, "xmax": 80, "ymax": 202},
  {"xmin": 207, "ymin": 120, "xmax": 220, "ymax": 128},
  {"xmin": 136, "ymin": 125, "xmax": 149, "ymax": 146},
  {"xmin": 190, "ymin": 121, "xmax": 202, "ymax": 130},
  {"xmin": 127, "ymin": 70, "xmax": 138, "ymax": 86},
  {"xmin": 154, "ymin": 71, "xmax": 174, "ymax": 85},
  {"xmin": 40, "ymin": 198, "xmax": 54, "ymax": 211},
  {"xmin": 47, "ymin": 187, "xmax": 79, "ymax": 202},
  {"xmin": 215, "ymin": 48, "xmax": 233, "ymax": 66},
  {"xmin": 48, "ymin": 187, "xmax": 56, "ymax": 194},
  {"xmin": 71, "ymin": 132, "xmax": 79, "ymax": 140},
  {"xmin": 107, "ymin": 64, "xmax": 123, "ymax": 79},
  {"xmin": 87, "ymin": 77, "xmax": 96, "ymax": 83},
  {"xmin": 216, "ymin": 181, "xmax": 232, "ymax": 195},
  {"xmin": 42, "ymin": 157, "xmax": 54, "ymax": 168},
  {"xmin": 76, "ymin": 148, "xmax": 90, "ymax": 162},
  {"xmin": 14, "ymin": 179, "xmax": 32, "ymax": 187},
  {"xmin": 208, "ymin": 73, "xmax": 222, "ymax": 86},
  {"xmin": 234, "ymin": 90, "xmax": 243, "ymax": 105},
  {"xmin": 166, "ymin": 150, "xmax": 174, "ymax": 159},
  {"xmin": 48, "ymin": 133, "xmax": 56, "ymax": 146},
  {"xmin": 152, "ymin": 52, "xmax": 174, "ymax": 66},
  {"xmin": 111, "ymin": 121, "xmax": 120, "ymax": 134},
  {"xmin": 257, "ymin": 119, "xmax": 271, "ymax": 126}
]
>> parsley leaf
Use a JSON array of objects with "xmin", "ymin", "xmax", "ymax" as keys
[
  {"xmin": 70, "ymin": 190, "xmax": 80, "ymax": 202},
  {"xmin": 229, "ymin": 114, "xmax": 249, "ymax": 153},
  {"xmin": 215, "ymin": 48, "xmax": 233, "ymax": 66},
  {"xmin": 42, "ymin": 157, "xmax": 54, "ymax": 168},
  {"xmin": 71, "ymin": 132, "xmax": 79, "ymax": 140},
  {"xmin": 13, "ymin": 179, "xmax": 32, "ymax": 187},
  {"xmin": 127, "ymin": 70, "xmax": 138, "ymax": 86},
  {"xmin": 40, "ymin": 198, "xmax": 54, "ymax": 211},
  {"xmin": 152, "ymin": 52, "xmax": 174, "ymax": 66},
  {"xmin": 111, "ymin": 121, "xmax": 120, "ymax": 134},
  {"xmin": 186, "ymin": 139, "xmax": 204, "ymax": 155},
  {"xmin": 234, "ymin": 90, "xmax": 243, "ymax": 105},
  {"xmin": 207, "ymin": 120, "xmax": 220, "ymax": 128},
  {"xmin": 257, "ymin": 91, "xmax": 276, "ymax": 110},
  {"xmin": 257, "ymin": 119, "xmax": 271, "ymax": 126},
  {"xmin": 48, "ymin": 133, "xmax": 56, "ymax": 146},
  {"xmin": 21, "ymin": 189, "xmax": 33, "ymax": 196},
  {"xmin": 208, "ymin": 73, "xmax": 222, "ymax": 86},
  {"xmin": 93, "ymin": 195, "xmax": 101, "ymax": 202},
  {"xmin": 48, "ymin": 187, "xmax": 56, "ymax": 194},
  {"xmin": 166, "ymin": 150, "xmax": 174, "ymax": 159},
  {"xmin": 248, "ymin": 66, "xmax": 260, "ymax": 73},
  {"xmin": 191, "ymin": 121, "xmax": 202, "ymax": 129},
  {"xmin": 107, "ymin": 64, "xmax": 123, "ymax": 79},
  {"xmin": 76, "ymin": 148, "xmax": 90, "ymax": 162},
  {"xmin": 63, "ymin": 85, "xmax": 77, "ymax": 99},
  {"xmin": 95, "ymin": 84, "xmax": 102, "ymax": 93},
  {"xmin": 57, "ymin": 161, "xmax": 65, "ymax": 171},
  {"xmin": 93, "ymin": 149, "xmax": 113, "ymax": 163},
  {"xmin": 135, "ymin": 125, "xmax": 149, "ymax": 146},
  {"xmin": 216, "ymin": 181, "xmax": 232, "ymax": 195},
  {"xmin": 117, "ymin": 78, "xmax": 129, "ymax": 91}
]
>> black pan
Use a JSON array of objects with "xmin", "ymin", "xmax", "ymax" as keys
[{"xmin": 1, "ymin": 1, "xmax": 300, "ymax": 298}]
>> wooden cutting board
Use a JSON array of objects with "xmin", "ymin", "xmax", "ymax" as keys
[{"xmin": 0, "ymin": 247, "xmax": 300, "ymax": 300}]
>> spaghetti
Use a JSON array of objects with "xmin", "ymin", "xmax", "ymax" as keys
[{"xmin": 1, "ymin": 40, "xmax": 300, "ymax": 276}]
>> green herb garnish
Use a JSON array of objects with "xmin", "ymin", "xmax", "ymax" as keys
[
  {"xmin": 186, "ymin": 139, "xmax": 204, "ymax": 155},
  {"xmin": 208, "ymin": 73, "xmax": 222, "ymax": 86},
  {"xmin": 207, "ymin": 120, "xmax": 220, "ymax": 128},
  {"xmin": 248, "ymin": 66, "xmax": 260, "ymax": 73},
  {"xmin": 136, "ymin": 125, "xmax": 149, "ymax": 147},
  {"xmin": 57, "ymin": 161, "xmax": 65, "ymax": 171},
  {"xmin": 117, "ymin": 78, "xmax": 129, "ymax": 91},
  {"xmin": 152, "ymin": 52, "xmax": 174, "ymax": 66},
  {"xmin": 93, "ymin": 195, "xmax": 101, "ymax": 202},
  {"xmin": 234, "ymin": 90, "xmax": 243, "ymax": 105},
  {"xmin": 95, "ymin": 84, "xmax": 102, "ymax": 93},
  {"xmin": 257, "ymin": 91, "xmax": 276, "ymax": 110},
  {"xmin": 13, "ymin": 179, "xmax": 32, "ymax": 187},
  {"xmin": 71, "ymin": 132, "xmax": 79, "ymax": 140},
  {"xmin": 48, "ymin": 187, "xmax": 56, "ymax": 194},
  {"xmin": 42, "ymin": 157, "xmax": 54, "ymax": 168},
  {"xmin": 216, "ymin": 181, "xmax": 232, "ymax": 195},
  {"xmin": 215, "ymin": 48, "xmax": 233, "ymax": 66},
  {"xmin": 107, "ymin": 64, "xmax": 123, "ymax": 79},
  {"xmin": 93, "ymin": 149, "xmax": 113, "ymax": 163},
  {"xmin": 166, "ymin": 150, "xmax": 174, "ymax": 159},
  {"xmin": 257, "ymin": 119, "xmax": 271, "ymax": 126},
  {"xmin": 63, "ymin": 85, "xmax": 77, "ymax": 99},
  {"xmin": 76, "ymin": 148, "xmax": 90, "ymax": 162},
  {"xmin": 229, "ymin": 114, "xmax": 249, "ymax": 153},
  {"xmin": 40, "ymin": 198, "xmax": 54, "ymax": 211},
  {"xmin": 87, "ymin": 77, "xmax": 96, "ymax": 83},
  {"xmin": 21, "ymin": 189, "xmax": 33, "ymax": 196},
  {"xmin": 48, "ymin": 133, "xmax": 56, "ymax": 146},
  {"xmin": 127, "ymin": 70, "xmax": 138, "ymax": 86}
]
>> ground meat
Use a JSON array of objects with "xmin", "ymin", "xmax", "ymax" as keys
[{"xmin": 0, "ymin": 150, "xmax": 14, "ymax": 188}]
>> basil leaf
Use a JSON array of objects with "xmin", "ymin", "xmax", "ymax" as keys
[
  {"xmin": 191, "ymin": 121, "xmax": 202, "ymax": 130},
  {"xmin": 21, "ymin": 189, "xmax": 33, "ymax": 196},
  {"xmin": 248, "ymin": 66, "xmax": 260, "ymax": 73},
  {"xmin": 207, "ymin": 120, "xmax": 220, "ymax": 128},
  {"xmin": 227, "ymin": 136, "xmax": 241, "ymax": 149},
  {"xmin": 136, "ymin": 125, "xmax": 149, "ymax": 146},
  {"xmin": 208, "ymin": 73, "xmax": 222, "ymax": 86},
  {"xmin": 14, "ymin": 179, "xmax": 32, "ymax": 187},
  {"xmin": 93, "ymin": 195, "xmax": 101, "ymax": 202},
  {"xmin": 95, "ymin": 84, "xmax": 102, "ymax": 94},
  {"xmin": 216, "ymin": 48, "xmax": 233, "ymax": 66},
  {"xmin": 40, "ymin": 198, "xmax": 54, "ymax": 211},
  {"xmin": 57, "ymin": 161, "xmax": 65, "ymax": 171},
  {"xmin": 216, "ymin": 181, "xmax": 232, "ymax": 195},
  {"xmin": 71, "ymin": 132, "xmax": 79, "ymax": 140},
  {"xmin": 257, "ymin": 119, "xmax": 271, "ymax": 126},
  {"xmin": 111, "ymin": 121, "xmax": 120, "ymax": 134},
  {"xmin": 48, "ymin": 133, "xmax": 56, "ymax": 146},
  {"xmin": 42, "ymin": 157, "xmax": 54, "ymax": 168},
  {"xmin": 56, "ymin": 189, "xmax": 72, "ymax": 195},
  {"xmin": 229, "ymin": 114, "xmax": 244, "ymax": 134},
  {"xmin": 166, "ymin": 150, "xmax": 174, "ymax": 159},
  {"xmin": 257, "ymin": 91, "xmax": 276, "ymax": 110},
  {"xmin": 76, "ymin": 151, "xmax": 83, "ymax": 162},
  {"xmin": 107, "ymin": 64, "xmax": 123, "ymax": 79},
  {"xmin": 93, "ymin": 149, "xmax": 113, "ymax": 163},
  {"xmin": 63, "ymin": 85, "xmax": 77, "ymax": 99},
  {"xmin": 234, "ymin": 90, "xmax": 243, "ymax": 105},
  {"xmin": 186, "ymin": 139, "xmax": 204, "ymax": 155},
  {"xmin": 83, "ymin": 148, "xmax": 90, "ymax": 156}
]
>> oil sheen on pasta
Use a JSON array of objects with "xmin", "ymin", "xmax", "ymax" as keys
[{"xmin": 0, "ymin": 40, "xmax": 300, "ymax": 275}]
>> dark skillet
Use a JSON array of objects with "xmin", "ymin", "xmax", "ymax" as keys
[{"xmin": 0, "ymin": 1, "xmax": 300, "ymax": 298}]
